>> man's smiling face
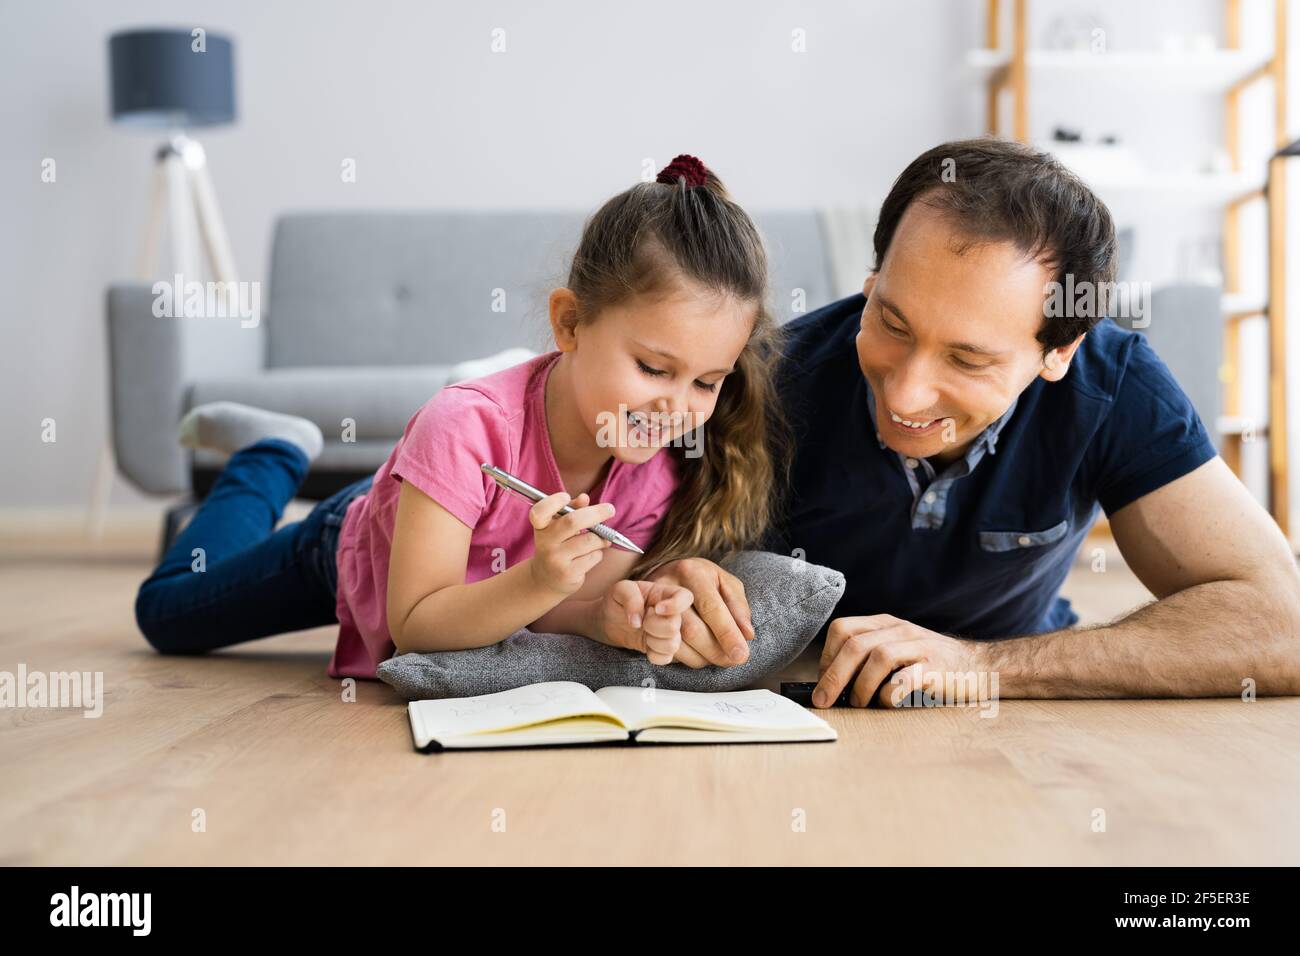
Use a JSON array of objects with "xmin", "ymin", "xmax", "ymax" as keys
[{"xmin": 855, "ymin": 200, "xmax": 1082, "ymax": 465}]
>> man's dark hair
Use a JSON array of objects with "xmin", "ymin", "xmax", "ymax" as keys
[{"xmin": 872, "ymin": 138, "xmax": 1118, "ymax": 352}]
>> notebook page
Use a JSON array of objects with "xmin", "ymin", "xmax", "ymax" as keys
[
  {"xmin": 595, "ymin": 686, "xmax": 831, "ymax": 732},
  {"xmin": 410, "ymin": 681, "xmax": 621, "ymax": 738}
]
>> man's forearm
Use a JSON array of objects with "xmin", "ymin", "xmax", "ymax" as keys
[{"xmin": 982, "ymin": 578, "xmax": 1300, "ymax": 698}]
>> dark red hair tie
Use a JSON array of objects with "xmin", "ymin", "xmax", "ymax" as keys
[{"xmin": 656, "ymin": 154, "xmax": 709, "ymax": 188}]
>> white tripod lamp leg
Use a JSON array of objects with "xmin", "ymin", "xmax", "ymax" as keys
[
  {"xmin": 86, "ymin": 441, "xmax": 115, "ymax": 542},
  {"xmin": 164, "ymin": 148, "xmax": 199, "ymax": 284},
  {"xmin": 136, "ymin": 160, "xmax": 168, "ymax": 282},
  {"xmin": 189, "ymin": 159, "xmax": 239, "ymax": 284}
]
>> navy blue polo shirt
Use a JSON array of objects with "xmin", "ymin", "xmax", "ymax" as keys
[{"xmin": 765, "ymin": 293, "xmax": 1218, "ymax": 639}]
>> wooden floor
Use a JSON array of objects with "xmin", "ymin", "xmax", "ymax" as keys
[{"xmin": 2, "ymin": 525, "xmax": 1298, "ymax": 865}]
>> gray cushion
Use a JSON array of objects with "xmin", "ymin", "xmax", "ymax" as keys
[
  {"xmin": 192, "ymin": 439, "xmax": 397, "ymax": 474},
  {"xmin": 264, "ymin": 211, "xmax": 836, "ymax": 369},
  {"xmin": 187, "ymin": 347, "xmax": 540, "ymax": 442},
  {"xmin": 376, "ymin": 550, "xmax": 846, "ymax": 700},
  {"xmin": 188, "ymin": 365, "xmax": 456, "ymax": 439},
  {"xmin": 1110, "ymin": 285, "xmax": 1221, "ymax": 450},
  {"xmin": 267, "ymin": 212, "xmax": 586, "ymax": 368},
  {"xmin": 187, "ymin": 347, "xmax": 542, "ymax": 474}
]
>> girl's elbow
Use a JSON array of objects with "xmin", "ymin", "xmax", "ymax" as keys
[
  {"xmin": 389, "ymin": 621, "xmax": 428, "ymax": 656},
  {"xmin": 388, "ymin": 601, "xmax": 444, "ymax": 655},
  {"xmin": 387, "ymin": 599, "xmax": 413, "ymax": 654}
]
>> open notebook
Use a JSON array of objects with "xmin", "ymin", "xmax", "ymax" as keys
[{"xmin": 406, "ymin": 681, "xmax": 837, "ymax": 751}]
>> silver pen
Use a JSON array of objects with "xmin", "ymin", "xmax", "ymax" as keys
[{"xmin": 480, "ymin": 463, "xmax": 645, "ymax": 554}]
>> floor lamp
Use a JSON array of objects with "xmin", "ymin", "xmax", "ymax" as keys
[
  {"xmin": 90, "ymin": 29, "xmax": 239, "ymax": 541},
  {"xmin": 109, "ymin": 28, "xmax": 239, "ymax": 284}
]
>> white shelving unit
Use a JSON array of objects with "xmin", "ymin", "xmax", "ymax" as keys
[{"xmin": 970, "ymin": 0, "xmax": 1290, "ymax": 533}]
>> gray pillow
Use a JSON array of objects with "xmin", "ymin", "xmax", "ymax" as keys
[{"xmin": 376, "ymin": 550, "xmax": 846, "ymax": 700}]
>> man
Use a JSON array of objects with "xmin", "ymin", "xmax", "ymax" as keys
[{"xmin": 646, "ymin": 138, "xmax": 1300, "ymax": 707}]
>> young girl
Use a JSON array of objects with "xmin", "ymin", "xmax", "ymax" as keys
[{"xmin": 135, "ymin": 154, "xmax": 787, "ymax": 680}]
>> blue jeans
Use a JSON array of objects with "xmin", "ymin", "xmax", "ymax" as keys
[{"xmin": 135, "ymin": 439, "xmax": 374, "ymax": 655}]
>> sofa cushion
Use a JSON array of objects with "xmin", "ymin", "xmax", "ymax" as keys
[
  {"xmin": 263, "ymin": 211, "xmax": 836, "ymax": 369},
  {"xmin": 188, "ymin": 365, "xmax": 454, "ymax": 440},
  {"xmin": 187, "ymin": 347, "xmax": 539, "ymax": 445},
  {"xmin": 266, "ymin": 212, "xmax": 586, "ymax": 368}
]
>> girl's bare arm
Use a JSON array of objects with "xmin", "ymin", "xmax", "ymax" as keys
[{"xmin": 386, "ymin": 479, "xmax": 585, "ymax": 653}]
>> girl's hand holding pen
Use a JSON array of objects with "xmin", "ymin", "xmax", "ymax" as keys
[
  {"xmin": 527, "ymin": 492, "xmax": 614, "ymax": 596},
  {"xmin": 599, "ymin": 580, "xmax": 695, "ymax": 665}
]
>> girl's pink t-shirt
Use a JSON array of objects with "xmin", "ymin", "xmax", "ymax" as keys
[{"xmin": 328, "ymin": 350, "xmax": 682, "ymax": 679}]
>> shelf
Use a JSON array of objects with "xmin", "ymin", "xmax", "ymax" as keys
[
  {"xmin": 1046, "ymin": 160, "xmax": 1265, "ymax": 204},
  {"xmin": 1222, "ymin": 292, "xmax": 1267, "ymax": 316},
  {"xmin": 969, "ymin": 0, "xmax": 1289, "ymax": 538},
  {"xmin": 1217, "ymin": 416, "xmax": 1269, "ymax": 437},
  {"xmin": 965, "ymin": 48, "xmax": 1273, "ymax": 92}
]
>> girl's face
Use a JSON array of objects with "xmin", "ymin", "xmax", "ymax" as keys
[{"xmin": 551, "ymin": 279, "xmax": 756, "ymax": 464}]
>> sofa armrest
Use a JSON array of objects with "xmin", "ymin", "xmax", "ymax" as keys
[{"xmin": 106, "ymin": 283, "xmax": 264, "ymax": 495}]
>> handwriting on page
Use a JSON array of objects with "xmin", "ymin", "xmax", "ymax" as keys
[
  {"xmin": 686, "ymin": 698, "xmax": 779, "ymax": 717},
  {"xmin": 449, "ymin": 685, "xmax": 583, "ymax": 720}
]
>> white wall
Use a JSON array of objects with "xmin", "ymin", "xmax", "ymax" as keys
[{"xmin": 1, "ymin": 0, "xmax": 977, "ymax": 516}]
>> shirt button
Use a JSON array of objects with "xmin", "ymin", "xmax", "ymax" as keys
[
  {"xmin": 923, "ymin": 491, "xmax": 937, "ymax": 504},
  {"xmin": 905, "ymin": 457, "xmax": 919, "ymax": 469},
  {"xmin": 1018, "ymin": 535, "xmax": 1032, "ymax": 547}
]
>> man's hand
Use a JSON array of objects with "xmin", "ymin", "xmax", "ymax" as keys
[
  {"xmin": 597, "ymin": 580, "xmax": 694, "ymax": 665},
  {"xmin": 642, "ymin": 558, "xmax": 755, "ymax": 668},
  {"xmin": 814, "ymin": 614, "xmax": 987, "ymax": 708}
]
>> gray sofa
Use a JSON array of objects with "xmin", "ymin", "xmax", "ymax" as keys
[{"xmin": 106, "ymin": 210, "xmax": 836, "ymax": 548}]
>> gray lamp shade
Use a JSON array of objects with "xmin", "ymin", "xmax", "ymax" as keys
[{"xmin": 109, "ymin": 29, "xmax": 235, "ymax": 127}]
